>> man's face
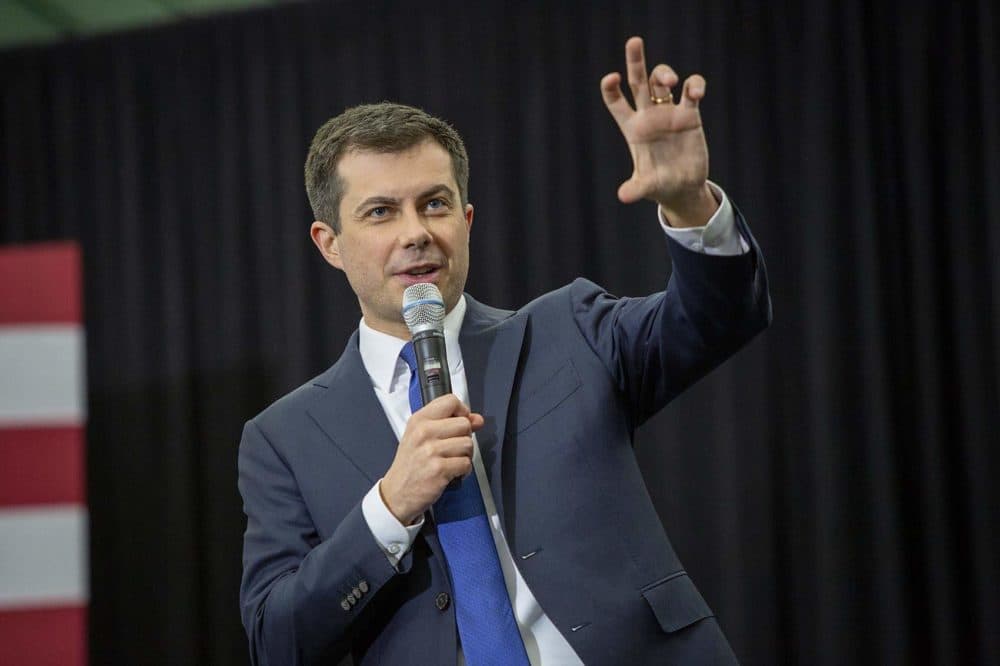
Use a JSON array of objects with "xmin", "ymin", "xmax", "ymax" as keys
[{"xmin": 312, "ymin": 139, "xmax": 473, "ymax": 339}]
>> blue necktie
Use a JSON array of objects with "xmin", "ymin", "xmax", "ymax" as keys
[{"xmin": 400, "ymin": 342, "xmax": 530, "ymax": 666}]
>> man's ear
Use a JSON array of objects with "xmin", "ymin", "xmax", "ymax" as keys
[
  {"xmin": 310, "ymin": 221, "xmax": 343, "ymax": 270},
  {"xmin": 464, "ymin": 203, "xmax": 474, "ymax": 232}
]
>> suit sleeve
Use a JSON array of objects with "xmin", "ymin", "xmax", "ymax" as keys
[
  {"xmin": 570, "ymin": 204, "xmax": 771, "ymax": 427},
  {"xmin": 238, "ymin": 419, "xmax": 410, "ymax": 665}
]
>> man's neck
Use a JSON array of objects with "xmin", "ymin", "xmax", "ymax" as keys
[
  {"xmin": 357, "ymin": 296, "xmax": 468, "ymax": 392},
  {"xmin": 360, "ymin": 297, "xmax": 466, "ymax": 341},
  {"xmin": 361, "ymin": 317, "xmax": 411, "ymax": 341}
]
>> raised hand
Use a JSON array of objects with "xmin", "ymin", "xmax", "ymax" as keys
[{"xmin": 600, "ymin": 36, "xmax": 718, "ymax": 227}]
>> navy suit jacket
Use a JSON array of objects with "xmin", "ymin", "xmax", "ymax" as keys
[{"xmin": 239, "ymin": 213, "xmax": 771, "ymax": 665}]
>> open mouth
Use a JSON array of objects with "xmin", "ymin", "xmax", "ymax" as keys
[{"xmin": 396, "ymin": 265, "xmax": 442, "ymax": 284}]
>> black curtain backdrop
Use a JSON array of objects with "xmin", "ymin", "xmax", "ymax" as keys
[{"xmin": 2, "ymin": 1, "xmax": 998, "ymax": 664}]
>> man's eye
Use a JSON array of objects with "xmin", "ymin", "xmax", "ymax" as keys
[
  {"xmin": 369, "ymin": 206, "xmax": 389, "ymax": 218},
  {"xmin": 426, "ymin": 198, "xmax": 447, "ymax": 211}
]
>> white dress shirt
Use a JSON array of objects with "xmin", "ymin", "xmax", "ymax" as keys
[{"xmin": 358, "ymin": 182, "xmax": 745, "ymax": 664}]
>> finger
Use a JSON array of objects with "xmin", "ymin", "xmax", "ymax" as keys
[
  {"xmin": 428, "ymin": 416, "xmax": 475, "ymax": 439},
  {"xmin": 600, "ymin": 72, "xmax": 634, "ymax": 129},
  {"xmin": 419, "ymin": 393, "xmax": 470, "ymax": 419},
  {"xmin": 409, "ymin": 413, "xmax": 472, "ymax": 443},
  {"xmin": 649, "ymin": 64, "xmax": 679, "ymax": 104},
  {"xmin": 680, "ymin": 73, "xmax": 706, "ymax": 109},
  {"xmin": 625, "ymin": 36, "xmax": 651, "ymax": 109},
  {"xmin": 617, "ymin": 177, "xmax": 644, "ymax": 204},
  {"xmin": 468, "ymin": 412, "xmax": 485, "ymax": 431},
  {"xmin": 440, "ymin": 456, "xmax": 473, "ymax": 481},
  {"xmin": 435, "ymin": 436, "xmax": 474, "ymax": 458}
]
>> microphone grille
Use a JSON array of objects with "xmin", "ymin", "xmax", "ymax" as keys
[{"xmin": 402, "ymin": 283, "xmax": 446, "ymax": 333}]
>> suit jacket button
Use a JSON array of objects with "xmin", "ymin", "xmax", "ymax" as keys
[
  {"xmin": 435, "ymin": 592, "xmax": 450, "ymax": 611},
  {"xmin": 352, "ymin": 587, "xmax": 362, "ymax": 599},
  {"xmin": 359, "ymin": 580, "xmax": 369, "ymax": 594},
  {"xmin": 341, "ymin": 600, "xmax": 351, "ymax": 612}
]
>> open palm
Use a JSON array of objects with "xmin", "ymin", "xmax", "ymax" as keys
[{"xmin": 601, "ymin": 37, "xmax": 713, "ymax": 223}]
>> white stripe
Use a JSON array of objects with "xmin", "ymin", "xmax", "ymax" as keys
[
  {"xmin": 0, "ymin": 505, "xmax": 89, "ymax": 608},
  {"xmin": 0, "ymin": 325, "xmax": 86, "ymax": 426}
]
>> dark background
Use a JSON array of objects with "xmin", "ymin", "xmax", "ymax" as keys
[{"xmin": 2, "ymin": 0, "xmax": 998, "ymax": 664}]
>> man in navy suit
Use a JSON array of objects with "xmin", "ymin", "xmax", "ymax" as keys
[{"xmin": 239, "ymin": 37, "xmax": 770, "ymax": 665}]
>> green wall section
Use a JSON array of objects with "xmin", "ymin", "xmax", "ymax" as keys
[{"xmin": 0, "ymin": 0, "xmax": 278, "ymax": 49}]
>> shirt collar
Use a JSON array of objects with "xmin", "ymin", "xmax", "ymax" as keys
[{"xmin": 358, "ymin": 294, "xmax": 467, "ymax": 392}]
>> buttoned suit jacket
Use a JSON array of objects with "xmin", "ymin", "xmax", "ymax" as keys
[{"xmin": 239, "ymin": 211, "xmax": 771, "ymax": 665}]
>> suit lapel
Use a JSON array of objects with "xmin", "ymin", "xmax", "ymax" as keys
[
  {"xmin": 306, "ymin": 331, "xmax": 399, "ymax": 484},
  {"xmin": 459, "ymin": 295, "xmax": 527, "ymax": 532}
]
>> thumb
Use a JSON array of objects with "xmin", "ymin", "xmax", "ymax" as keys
[{"xmin": 617, "ymin": 177, "xmax": 645, "ymax": 204}]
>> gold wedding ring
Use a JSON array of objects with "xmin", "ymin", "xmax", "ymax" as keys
[{"xmin": 650, "ymin": 94, "xmax": 673, "ymax": 105}]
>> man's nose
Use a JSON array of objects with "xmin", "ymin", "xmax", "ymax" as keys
[{"xmin": 399, "ymin": 208, "xmax": 432, "ymax": 248}]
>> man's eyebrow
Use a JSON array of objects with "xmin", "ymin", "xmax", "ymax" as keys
[
  {"xmin": 353, "ymin": 195, "xmax": 399, "ymax": 216},
  {"xmin": 353, "ymin": 185, "xmax": 456, "ymax": 216},
  {"xmin": 418, "ymin": 184, "xmax": 456, "ymax": 200}
]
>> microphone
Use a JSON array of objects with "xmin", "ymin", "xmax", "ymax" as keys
[
  {"xmin": 403, "ymin": 283, "xmax": 465, "ymax": 491},
  {"xmin": 402, "ymin": 283, "xmax": 453, "ymax": 405}
]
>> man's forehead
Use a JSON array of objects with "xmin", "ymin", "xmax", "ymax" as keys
[{"xmin": 337, "ymin": 140, "xmax": 455, "ymax": 200}]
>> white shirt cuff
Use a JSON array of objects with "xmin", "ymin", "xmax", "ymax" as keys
[
  {"xmin": 361, "ymin": 479, "xmax": 424, "ymax": 568},
  {"xmin": 658, "ymin": 181, "xmax": 749, "ymax": 256}
]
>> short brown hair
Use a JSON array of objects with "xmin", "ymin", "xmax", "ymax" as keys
[{"xmin": 304, "ymin": 102, "xmax": 469, "ymax": 233}]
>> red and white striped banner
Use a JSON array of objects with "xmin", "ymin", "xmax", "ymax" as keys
[{"xmin": 0, "ymin": 242, "xmax": 88, "ymax": 665}]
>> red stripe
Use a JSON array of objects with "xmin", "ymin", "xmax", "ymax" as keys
[
  {"xmin": 0, "ymin": 605, "xmax": 87, "ymax": 666},
  {"xmin": 0, "ymin": 242, "xmax": 82, "ymax": 324},
  {"xmin": 0, "ymin": 427, "xmax": 85, "ymax": 506}
]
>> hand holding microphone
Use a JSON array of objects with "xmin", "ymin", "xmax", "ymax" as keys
[{"xmin": 379, "ymin": 284, "xmax": 482, "ymax": 526}]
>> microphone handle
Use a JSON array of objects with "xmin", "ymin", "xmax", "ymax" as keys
[
  {"xmin": 411, "ymin": 329, "xmax": 462, "ymax": 490},
  {"xmin": 412, "ymin": 329, "xmax": 452, "ymax": 404}
]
